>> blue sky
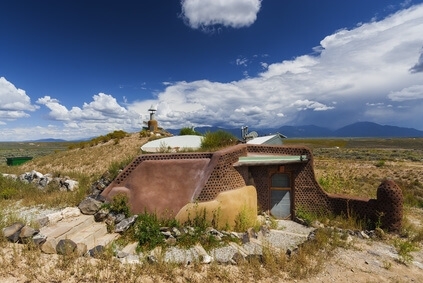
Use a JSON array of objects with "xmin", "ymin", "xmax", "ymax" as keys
[{"xmin": 1, "ymin": 0, "xmax": 423, "ymax": 141}]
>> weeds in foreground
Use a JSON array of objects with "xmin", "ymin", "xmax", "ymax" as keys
[
  {"xmin": 394, "ymin": 238, "xmax": 419, "ymax": 265},
  {"xmin": 234, "ymin": 204, "xmax": 257, "ymax": 232}
]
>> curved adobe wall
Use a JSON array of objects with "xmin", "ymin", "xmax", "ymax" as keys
[
  {"xmin": 197, "ymin": 145, "xmax": 248, "ymax": 201},
  {"xmin": 175, "ymin": 185, "xmax": 257, "ymax": 230},
  {"xmin": 101, "ymin": 152, "xmax": 216, "ymax": 217}
]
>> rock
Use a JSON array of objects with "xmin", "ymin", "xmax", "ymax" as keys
[
  {"xmin": 78, "ymin": 197, "xmax": 103, "ymax": 215},
  {"xmin": 294, "ymin": 217, "xmax": 308, "ymax": 226},
  {"xmin": 114, "ymin": 215, "xmax": 137, "ymax": 233},
  {"xmin": 201, "ymin": 254, "xmax": 213, "ymax": 264},
  {"xmin": 172, "ymin": 227, "xmax": 181, "ymax": 237},
  {"xmin": 161, "ymin": 231, "xmax": 172, "ymax": 238},
  {"xmin": 307, "ymin": 231, "xmax": 316, "ymax": 241},
  {"xmin": 32, "ymin": 234, "xmax": 47, "ymax": 246},
  {"xmin": 242, "ymin": 228, "xmax": 257, "ymax": 244},
  {"xmin": 19, "ymin": 226, "xmax": 39, "ymax": 242},
  {"xmin": 94, "ymin": 194, "xmax": 107, "ymax": 202},
  {"xmin": 116, "ymin": 250, "xmax": 129, "ymax": 258},
  {"xmin": 56, "ymin": 239, "xmax": 77, "ymax": 255},
  {"xmin": 64, "ymin": 180, "xmax": 79, "ymax": 191},
  {"xmin": 260, "ymin": 225, "xmax": 270, "ymax": 237},
  {"xmin": 41, "ymin": 239, "xmax": 58, "ymax": 254},
  {"xmin": 231, "ymin": 252, "xmax": 246, "ymax": 264},
  {"xmin": 19, "ymin": 172, "xmax": 31, "ymax": 183},
  {"xmin": 114, "ymin": 213, "xmax": 126, "ymax": 224},
  {"xmin": 357, "ymin": 231, "xmax": 370, "ymax": 239},
  {"xmin": 31, "ymin": 170, "xmax": 44, "ymax": 180},
  {"xmin": 88, "ymin": 245, "xmax": 105, "ymax": 258},
  {"xmin": 36, "ymin": 217, "xmax": 49, "ymax": 227},
  {"xmin": 94, "ymin": 208, "xmax": 110, "ymax": 222},
  {"xmin": 90, "ymin": 171, "xmax": 113, "ymax": 194},
  {"xmin": 2, "ymin": 222, "xmax": 24, "ymax": 243},
  {"xmin": 61, "ymin": 207, "xmax": 81, "ymax": 218},
  {"xmin": 38, "ymin": 176, "xmax": 50, "ymax": 187},
  {"xmin": 76, "ymin": 243, "xmax": 88, "ymax": 257},
  {"xmin": 46, "ymin": 211, "xmax": 63, "ymax": 224}
]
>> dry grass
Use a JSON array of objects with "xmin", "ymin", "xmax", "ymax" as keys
[
  {"xmin": 18, "ymin": 133, "xmax": 148, "ymax": 178},
  {"xmin": 1, "ymin": 135, "xmax": 423, "ymax": 282}
]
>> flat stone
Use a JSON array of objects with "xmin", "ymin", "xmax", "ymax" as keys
[
  {"xmin": 3, "ymin": 222, "xmax": 24, "ymax": 243},
  {"xmin": 19, "ymin": 226, "xmax": 39, "ymax": 242},
  {"xmin": 61, "ymin": 207, "xmax": 81, "ymax": 218},
  {"xmin": 2, "ymin": 222, "xmax": 24, "ymax": 237},
  {"xmin": 32, "ymin": 233, "xmax": 47, "ymax": 246},
  {"xmin": 46, "ymin": 211, "xmax": 63, "ymax": 224},
  {"xmin": 41, "ymin": 239, "xmax": 58, "ymax": 254}
]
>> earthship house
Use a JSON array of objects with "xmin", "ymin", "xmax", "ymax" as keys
[
  {"xmin": 101, "ymin": 143, "xmax": 403, "ymax": 232},
  {"xmin": 102, "ymin": 111, "xmax": 402, "ymax": 231}
]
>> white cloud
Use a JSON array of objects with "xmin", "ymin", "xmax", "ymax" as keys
[
  {"xmin": 180, "ymin": 0, "xmax": 262, "ymax": 30},
  {"xmin": 35, "ymin": 93, "xmax": 143, "ymax": 138},
  {"xmin": 388, "ymin": 85, "xmax": 423, "ymax": 101},
  {"xmin": 236, "ymin": 58, "xmax": 249, "ymax": 66},
  {"xmin": 291, "ymin": 100, "xmax": 335, "ymax": 111},
  {"xmin": 146, "ymin": 4, "xmax": 423, "ymax": 130},
  {"xmin": 0, "ymin": 77, "xmax": 39, "ymax": 122}
]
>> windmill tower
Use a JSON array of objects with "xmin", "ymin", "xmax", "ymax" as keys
[{"xmin": 148, "ymin": 105, "xmax": 158, "ymax": 132}]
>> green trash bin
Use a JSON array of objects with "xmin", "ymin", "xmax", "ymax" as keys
[{"xmin": 6, "ymin": 157, "xmax": 33, "ymax": 166}]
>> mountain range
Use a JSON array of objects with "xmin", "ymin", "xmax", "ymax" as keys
[{"xmin": 167, "ymin": 122, "xmax": 423, "ymax": 138}]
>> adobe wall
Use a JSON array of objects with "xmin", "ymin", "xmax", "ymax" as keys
[
  {"xmin": 175, "ymin": 185, "xmax": 257, "ymax": 230},
  {"xmin": 101, "ymin": 152, "xmax": 216, "ymax": 217}
]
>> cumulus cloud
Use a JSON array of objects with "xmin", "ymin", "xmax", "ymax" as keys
[
  {"xmin": 145, "ymin": 4, "xmax": 423, "ymax": 130},
  {"xmin": 388, "ymin": 85, "xmax": 423, "ymax": 101},
  {"xmin": 0, "ymin": 77, "xmax": 39, "ymax": 121},
  {"xmin": 36, "ymin": 93, "xmax": 142, "ymax": 137},
  {"xmin": 180, "ymin": 0, "xmax": 262, "ymax": 30},
  {"xmin": 410, "ymin": 50, "xmax": 423, "ymax": 73},
  {"xmin": 291, "ymin": 100, "xmax": 335, "ymax": 111}
]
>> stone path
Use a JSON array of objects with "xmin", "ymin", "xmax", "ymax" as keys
[
  {"xmin": 116, "ymin": 219, "xmax": 315, "ymax": 265},
  {"xmin": 39, "ymin": 208, "xmax": 119, "ymax": 254}
]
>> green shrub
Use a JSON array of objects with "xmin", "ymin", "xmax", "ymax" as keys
[
  {"xmin": 234, "ymin": 205, "xmax": 256, "ymax": 232},
  {"xmin": 200, "ymin": 130, "xmax": 237, "ymax": 151},
  {"xmin": 134, "ymin": 211, "xmax": 165, "ymax": 250},
  {"xmin": 103, "ymin": 193, "xmax": 131, "ymax": 218},
  {"xmin": 179, "ymin": 127, "xmax": 202, "ymax": 136},
  {"xmin": 375, "ymin": 160, "xmax": 385, "ymax": 167}
]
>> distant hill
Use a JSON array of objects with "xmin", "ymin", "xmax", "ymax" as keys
[
  {"xmin": 333, "ymin": 122, "xmax": 423, "ymax": 138},
  {"xmin": 28, "ymin": 138, "xmax": 68, "ymax": 142},
  {"xmin": 167, "ymin": 122, "xmax": 423, "ymax": 138}
]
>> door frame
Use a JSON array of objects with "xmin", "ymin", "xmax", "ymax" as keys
[{"xmin": 269, "ymin": 171, "xmax": 293, "ymax": 219}]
